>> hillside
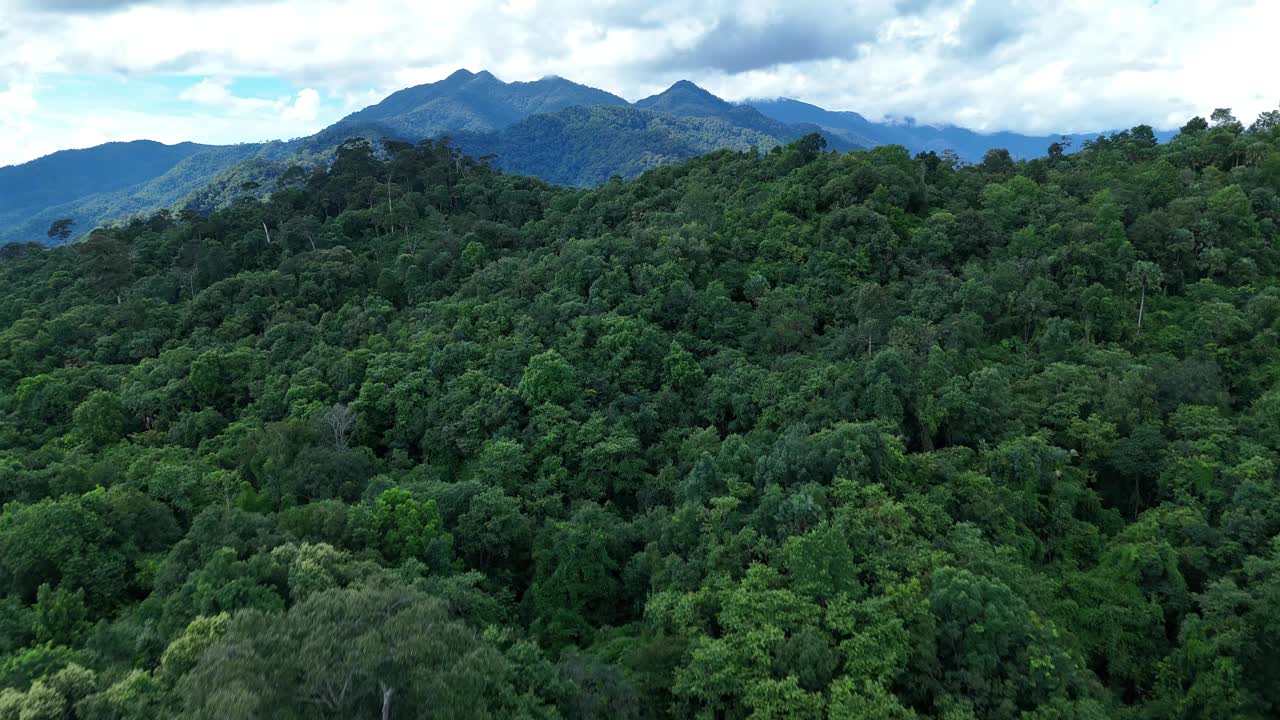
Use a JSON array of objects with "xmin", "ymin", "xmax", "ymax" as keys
[
  {"xmin": 0, "ymin": 140, "xmax": 211, "ymax": 217},
  {"xmin": 0, "ymin": 143, "xmax": 280, "ymax": 247},
  {"xmin": 1, "ymin": 110, "xmax": 1278, "ymax": 717},
  {"xmin": 0, "ymin": 141, "xmax": 212, "ymax": 243},
  {"xmin": 453, "ymin": 104, "xmax": 789, "ymax": 186},
  {"xmin": 0, "ymin": 124, "xmax": 395, "ymax": 247}
]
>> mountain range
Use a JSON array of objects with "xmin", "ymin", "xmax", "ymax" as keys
[{"xmin": 1, "ymin": 69, "xmax": 1151, "ymax": 245}]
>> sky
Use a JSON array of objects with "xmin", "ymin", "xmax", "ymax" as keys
[{"xmin": 1, "ymin": 0, "xmax": 1277, "ymax": 167}]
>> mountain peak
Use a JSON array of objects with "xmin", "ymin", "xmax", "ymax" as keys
[
  {"xmin": 666, "ymin": 79, "xmax": 713, "ymax": 94},
  {"xmin": 649, "ymin": 80, "xmax": 723, "ymax": 102},
  {"xmin": 436, "ymin": 68, "xmax": 502, "ymax": 86},
  {"xmin": 636, "ymin": 80, "xmax": 730, "ymax": 116}
]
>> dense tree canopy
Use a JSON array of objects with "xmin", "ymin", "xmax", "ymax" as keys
[{"xmin": 1, "ymin": 108, "xmax": 1279, "ymax": 718}]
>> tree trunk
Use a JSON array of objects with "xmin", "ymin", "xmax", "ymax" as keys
[
  {"xmin": 918, "ymin": 422, "xmax": 934, "ymax": 452},
  {"xmin": 1136, "ymin": 285, "xmax": 1146, "ymax": 335},
  {"xmin": 381, "ymin": 684, "xmax": 394, "ymax": 720}
]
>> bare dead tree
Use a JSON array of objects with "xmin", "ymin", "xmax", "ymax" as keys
[{"xmin": 322, "ymin": 403, "xmax": 355, "ymax": 450}]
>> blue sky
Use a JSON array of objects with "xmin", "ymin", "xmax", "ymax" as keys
[
  {"xmin": 1, "ymin": 73, "xmax": 353, "ymax": 164},
  {"xmin": 1, "ymin": 0, "xmax": 1277, "ymax": 167}
]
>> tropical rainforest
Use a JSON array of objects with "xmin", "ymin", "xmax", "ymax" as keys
[{"xmin": 1, "ymin": 105, "xmax": 1279, "ymax": 719}]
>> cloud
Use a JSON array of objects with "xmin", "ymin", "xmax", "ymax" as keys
[
  {"xmin": 0, "ymin": 78, "xmax": 45, "ymax": 166},
  {"xmin": 650, "ymin": 5, "xmax": 884, "ymax": 73},
  {"xmin": 178, "ymin": 77, "xmax": 322, "ymax": 121},
  {"xmin": 949, "ymin": 0, "xmax": 1031, "ymax": 57},
  {"xmin": 1, "ymin": 0, "xmax": 1277, "ymax": 166},
  {"xmin": 15, "ymin": 0, "xmax": 278, "ymax": 12},
  {"xmin": 178, "ymin": 77, "xmax": 269, "ymax": 113},
  {"xmin": 281, "ymin": 87, "xmax": 319, "ymax": 121},
  {"xmin": 0, "ymin": 80, "xmax": 37, "ymax": 116}
]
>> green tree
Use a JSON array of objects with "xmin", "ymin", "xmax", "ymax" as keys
[
  {"xmin": 46, "ymin": 218, "xmax": 75, "ymax": 244},
  {"xmin": 176, "ymin": 580, "xmax": 535, "ymax": 719},
  {"xmin": 77, "ymin": 233, "xmax": 131, "ymax": 304},
  {"xmin": 72, "ymin": 390, "xmax": 126, "ymax": 448},
  {"xmin": 519, "ymin": 349, "xmax": 578, "ymax": 407},
  {"xmin": 31, "ymin": 583, "xmax": 89, "ymax": 646},
  {"xmin": 351, "ymin": 488, "xmax": 452, "ymax": 567}
]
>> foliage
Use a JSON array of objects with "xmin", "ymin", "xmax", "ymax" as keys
[{"xmin": 1, "ymin": 106, "xmax": 1279, "ymax": 718}]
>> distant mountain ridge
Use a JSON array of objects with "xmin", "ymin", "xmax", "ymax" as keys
[
  {"xmin": 747, "ymin": 97, "xmax": 1178, "ymax": 160},
  {"xmin": 1, "ymin": 69, "xmax": 1161, "ymax": 245},
  {"xmin": 0, "ymin": 141, "xmax": 211, "ymax": 228}
]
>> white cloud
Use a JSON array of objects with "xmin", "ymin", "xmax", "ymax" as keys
[
  {"xmin": 0, "ymin": 80, "xmax": 37, "ymax": 116},
  {"xmin": 1, "ymin": 0, "xmax": 1278, "ymax": 165},
  {"xmin": 281, "ymin": 87, "xmax": 319, "ymax": 122},
  {"xmin": 178, "ymin": 77, "xmax": 322, "ymax": 122},
  {"xmin": 0, "ymin": 79, "xmax": 48, "ymax": 166},
  {"xmin": 179, "ymin": 77, "xmax": 275, "ymax": 114}
]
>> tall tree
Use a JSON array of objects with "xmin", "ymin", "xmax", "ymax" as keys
[
  {"xmin": 46, "ymin": 218, "xmax": 75, "ymax": 244},
  {"xmin": 1128, "ymin": 260, "xmax": 1163, "ymax": 335}
]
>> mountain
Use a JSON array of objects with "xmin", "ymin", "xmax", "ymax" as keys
[
  {"xmin": 0, "ymin": 140, "xmax": 212, "ymax": 218},
  {"xmin": 749, "ymin": 97, "xmax": 1177, "ymax": 160},
  {"xmin": 0, "ymin": 70, "xmax": 1167, "ymax": 246},
  {"xmin": 453, "ymin": 104, "xmax": 783, "ymax": 187},
  {"xmin": 637, "ymin": 81, "xmax": 857, "ymax": 150},
  {"xmin": 0, "ymin": 142, "xmax": 301, "ymax": 248},
  {"xmin": 0, "ymin": 124, "xmax": 400, "ymax": 247},
  {"xmin": 331, "ymin": 69, "xmax": 630, "ymax": 139},
  {"xmin": 635, "ymin": 79, "xmax": 734, "ymax": 116},
  {"xmin": 0, "ymin": 141, "xmax": 212, "ymax": 241}
]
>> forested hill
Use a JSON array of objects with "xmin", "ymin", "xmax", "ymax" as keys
[
  {"xmin": 452, "ymin": 105, "xmax": 812, "ymax": 187},
  {"xmin": 1, "ymin": 108, "xmax": 1279, "ymax": 718},
  {"xmin": 0, "ymin": 141, "xmax": 211, "ymax": 218}
]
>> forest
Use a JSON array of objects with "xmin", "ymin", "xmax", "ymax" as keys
[{"xmin": 0, "ymin": 105, "xmax": 1278, "ymax": 719}]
